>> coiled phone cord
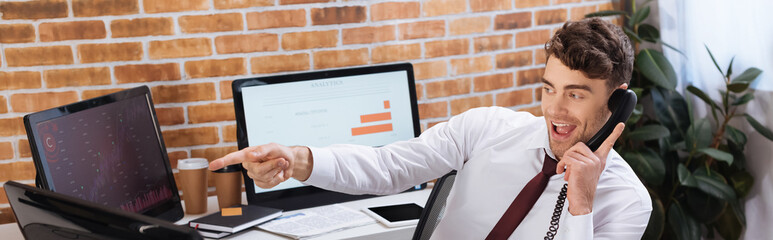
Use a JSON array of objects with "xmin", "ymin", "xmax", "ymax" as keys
[{"xmin": 544, "ymin": 183, "xmax": 568, "ymax": 240}]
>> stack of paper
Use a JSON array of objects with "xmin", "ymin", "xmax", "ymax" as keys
[{"xmin": 259, "ymin": 204, "xmax": 375, "ymax": 239}]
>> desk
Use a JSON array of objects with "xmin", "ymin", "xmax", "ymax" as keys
[{"xmin": 0, "ymin": 189, "xmax": 431, "ymax": 240}]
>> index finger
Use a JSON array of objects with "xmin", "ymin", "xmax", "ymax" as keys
[
  {"xmin": 209, "ymin": 146, "xmax": 264, "ymax": 171},
  {"xmin": 594, "ymin": 122, "xmax": 625, "ymax": 157}
]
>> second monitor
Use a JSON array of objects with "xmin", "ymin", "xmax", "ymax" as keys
[{"xmin": 232, "ymin": 63, "xmax": 423, "ymax": 210}]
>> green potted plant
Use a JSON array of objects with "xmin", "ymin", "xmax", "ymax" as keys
[{"xmin": 586, "ymin": 1, "xmax": 771, "ymax": 239}]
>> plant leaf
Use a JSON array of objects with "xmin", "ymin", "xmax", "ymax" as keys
[
  {"xmin": 732, "ymin": 93, "xmax": 754, "ymax": 106},
  {"xmin": 697, "ymin": 148, "xmax": 734, "ymax": 165},
  {"xmin": 678, "ymin": 163, "xmax": 697, "ymax": 187},
  {"xmin": 628, "ymin": 104, "xmax": 644, "ymax": 125},
  {"xmin": 585, "ymin": 10, "xmax": 629, "ymax": 18},
  {"xmin": 630, "ymin": 6, "xmax": 651, "ymax": 27},
  {"xmin": 715, "ymin": 202, "xmax": 744, "ymax": 240},
  {"xmin": 628, "ymin": 124, "xmax": 671, "ymax": 141},
  {"xmin": 642, "ymin": 192, "xmax": 665, "ymax": 240},
  {"xmin": 729, "ymin": 171, "xmax": 754, "ymax": 198},
  {"xmin": 668, "ymin": 203, "xmax": 701, "ymax": 240},
  {"xmin": 651, "ymin": 87, "xmax": 690, "ymax": 142},
  {"xmin": 638, "ymin": 23, "xmax": 660, "ymax": 42},
  {"xmin": 705, "ymin": 44, "xmax": 725, "ymax": 77},
  {"xmin": 745, "ymin": 114, "xmax": 773, "ymax": 141},
  {"xmin": 662, "ymin": 41, "xmax": 687, "ymax": 57},
  {"xmin": 686, "ymin": 85, "xmax": 720, "ymax": 111},
  {"xmin": 725, "ymin": 125, "xmax": 747, "ymax": 146},
  {"xmin": 636, "ymin": 49, "xmax": 678, "ymax": 90},
  {"xmin": 727, "ymin": 82, "xmax": 750, "ymax": 93},
  {"xmin": 726, "ymin": 56, "xmax": 735, "ymax": 79},
  {"xmin": 625, "ymin": 27, "xmax": 642, "ymax": 43},
  {"xmin": 686, "ymin": 118, "xmax": 712, "ymax": 152},
  {"xmin": 623, "ymin": 149, "xmax": 665, "ymax": 185},
  {"xmin": 731, "ymin": 67, "xmax": 763, "ymax": 85},
  {"xmin": 693, "ymin": 170, "xmax": 737, "ymax": 201}
]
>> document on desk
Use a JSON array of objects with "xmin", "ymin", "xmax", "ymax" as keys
[{"xmin": 258, "ymin": 204, "xmax": 376, "ymax": 239}]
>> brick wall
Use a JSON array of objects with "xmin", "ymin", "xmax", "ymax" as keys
[{"xmin": 0, "ymin": 0, "xmax": 616, "ymax": 223}]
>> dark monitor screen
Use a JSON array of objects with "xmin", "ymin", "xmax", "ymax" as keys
[{"xmin": 24, "ymin": 86, "xmax": 183, "ymax": 221}]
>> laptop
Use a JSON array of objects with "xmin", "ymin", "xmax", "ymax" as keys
[
  {"xmin": 22, "ymin": 86, "xmax": 184, "ymax": 221},
  {"xmin": 3, "ymin": 181, "xmax": 202, "ymax": 240}
]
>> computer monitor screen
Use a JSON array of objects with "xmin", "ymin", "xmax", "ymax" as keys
[
  {"xmin": 232, "ymin": 63, "xmax": 422, "ymax": 210},
  {"xmin": 24, "ymin": 86, "xmax": 183, "ymax": 221}
]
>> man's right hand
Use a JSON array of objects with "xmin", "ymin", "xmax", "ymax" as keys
[{"xmin": 209, "ymin": 143, "xmax": 313, "ymax": 189}]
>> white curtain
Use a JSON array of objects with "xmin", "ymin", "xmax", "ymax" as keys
[{"xmin": 658, "ymin": 0, "xmax": 773, "ymax": 239}]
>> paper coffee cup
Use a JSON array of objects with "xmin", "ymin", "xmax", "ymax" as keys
[
  {"xmin": 178, "ymin": 158, "xmax": 209, "ymax": 214},
  {"xmin": 213, "ymin": 164, "xmax": 243, "ymax": 209}
]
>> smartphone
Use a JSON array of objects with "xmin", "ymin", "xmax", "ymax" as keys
[{"xmin": 362, "ymin": 203, "xmax": 424, "ymax": 228}]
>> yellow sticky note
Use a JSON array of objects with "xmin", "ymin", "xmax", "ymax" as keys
[{"xmin": 221, "ymin": 207, "xmax": 242, "ymax": 217}]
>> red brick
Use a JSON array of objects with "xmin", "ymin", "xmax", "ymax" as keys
[
  {"xmin": 0, "ymin": 24, "xmax": 35, "ymax": 43},
  {"xmin": 220, "ymin": 81, "xmax": 233, "ymax": 99},
  {"xmin": 185, "ymin": 58, "xmax": 245, "ymax": 79},
  {"xmin": 470, "ymin": 0, "xmax": 511, "ymax": 12},
  {"xmin": 247, "ymin": 9, "xmax": 306, "ymax": 30},
  {"xmin": 0, "ymin": 117, "xmax": 24, "ymax": 137},
  {"xmin": 451, "ymin": 95, "xmax": 493, "ymax": 115},
  {"xmin": 371, "ymin": 2, "xmax": 419, "ymax": 21},
  {"xmin": 215, "ymin": 0, "xmax": 272, "ymax": 9},
  {"xmin": 188, "ymin": 103, "xmax": 235, "ymax": 123},
  {"xmin": 0, "ymin": 71, "xmax": 41, "ymax": 90},
  {"xmin": 423, "ymin": 0, "xmax": 465, "ymax": 17},
  {"xmin": 450, "ymin": 16, "xmax": 490, "ymax": 36},
  {"xmin": 416, "ymin": 84, "xmax": 424, "ymax": 100},
  {"xmin": 10, "ymin": 92, "xmax": 78, "ymax": 113},
  {"xmin": 179, "ymin": 13, "xmax": 244, "ymax": 33},
  {"xmin": 0, "ymin": 161, "xmax": 36, "ymax": 181},
  {"xmin": 0, "ymin": 208, "xmax": 14, "ymax": 224},
  {"xmin": 426, "ymin": 78, "xmax": 470, "ymax": 98},
  {"xmin": 251, "ymin": 53, "xmax": 310, "ymax": 74},
  {"xmin": 0, "ymin": 96, "xmax": 7, "ymax": 114},
  {"xmin": 571, "ymin": 6, "xmax": 597, "ymax": 21},
  {"xmin": 82, "ymin": 88, "xmax": 127, "ymax": 99},
  {"xmin": 536, "ymin": 9, "xmax": 567, "ymax": 25},
  {"xmin": 343, "ymin": 25, "xmax": 396, "ymax": 45},
  {"xmin": 425, "ymin": 39, "xmax": 469, "ymax": 58},
  {"xmin": 536, "ymin": 48, "xmax": 547, "ymax": 65},
  {"xmin": 18, "ymin": 139, "xmax": 30, "ymax": 158},
  {"xmin": 555, "ymin": 0, "xmax": 582, "ymax": 4},
  {"xmin": 496, "ymin": 50, "xmax": 533, "ymax": 69},
  {"xmin": 73, "ymin": 0, "xmax": 138, "ymax": 17},
  {"xmin": 496, "ymin": 89, "xmax": 533, "ymax": 107},
  {"xmin": 474, "ymin": 34, "xmax": 513, "ymax": 53},
  {"xmin": 223, "ymin": 125, "xmax": 237, "ymax": 142},
  {"xmin": 418, "ymin": 101, "xmax": 448, "ymax": 119},
  {"xmin": 162, "ymin": 127, "xmax": 219, "ymax": 148},
  {"xmin": 156, "ymin": 107, "xmax": 185, "ymax": 126},
  {"xmin": 495, "ymin": 12, "xmax": 532, "ymax": 30},
  {"xmin": 111, "ymin": 17, "xmax": 174, "ymax": 38},
  {"xmin": 313, "ymin": 48, "xmax": 368, "ymax": 69},
  {"xmin": 282, "ymin": 30, "xmax": 338, "ymax": 50},
  {"xmin": 0, "ymin": 0, "xmax": 68, "ymax": 20},
  {"xmin": 167, "ymin": 151, "xmax": 188, "ymax": 169},
  {"xmin": 516, "ymin": 29, "xmax": 551, "ymax": 47},
  {"xmin": 519, "ymin": 105, "xmax": 543, "ymax": 116},
  {"xmin": 215, "ymin": 33, "xmax": 278, "ymax": 54},
  {"xmin": 399, "ymin": 20, "xmax": 445, "ymax": 40},
  {"xmin": 44, "ymin": 67, "xmax": 111, "ymax": 88},
  {"xmin": 311, "ymin": 6, "xmax": 366, "ymax": 25},
  {"xmin": 5, "ymin": 46, "xmax": 73, "ymax": 67},
  {"xmin": 517, "ymin": 68, "xmax": 545, "ymax": 86},
  {"xmin": 144, "ymin": 0, "xmax": 209, "ymax": 13},
  {"xmin": 151, "ymin": 83, "xmax": 216, "ymax": 104},
  {"xmin": 192, "ymin": 146, "xmax": 239, "ymax": 163},
  {"xmin": 535, "ymin": 86, "xmax": 543, "ymax": 101},
  {"xmin": 115, "ymin": 63, "xmax": 181, "ymax": 83},
  {"xmin": 516, "ymin": 0, "xmax": 549, "ymax": 8},
  {"xmin": 450, "ymin": 56, "xmax": 492, "ymax": 75},
  {"xmin": 77, "ymin": 42, "xmax": 143, "ymax": 63},
  {"xmin": 414, "ymin": 61, "xmax": 447, "ymax": 80},
  {"xmin": 0, "ymin": 142, "xmax": 12, "ymax": 160},
  {"xmin": 280, "ymin": 0, "xmax": 331, "ymax": 4},
  {"xmin": 474, "ymin": 73, "xmax": 513, "ymax": 92},
  {"xmin": 372, "ymin": 43, "xmax": 421, "ymax": 64},
  {"xmin": 149, "ymin": 38, "xmax": 212, "ymax": 59},
  {"xmin": 39, "ymin": 21, "xmax": 106, "ymax": 42}
]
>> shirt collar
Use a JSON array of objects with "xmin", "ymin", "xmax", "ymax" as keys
[{"xmin": 525, "ymin": 117, "xmax": 556, "ymax": 159}]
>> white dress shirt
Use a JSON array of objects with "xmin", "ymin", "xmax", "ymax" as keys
[{"xmin": 304, "ymin": 106, "xmax": 652, "ymax": 239}]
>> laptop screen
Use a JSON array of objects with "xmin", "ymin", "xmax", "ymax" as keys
[{"xmin": 240, "ymin": 70, "xmax": 417, "ymax": 194}]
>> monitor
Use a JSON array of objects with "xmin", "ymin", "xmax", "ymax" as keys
[
  {"xmin": 3, "ymin": 181, "xmax": 201, "ymax": 240},
  {"xmin": 23, "ymin": 86, "xmax": 184, "ymax": 221},
  {"xmin": 232, "ymin": 63, "xmax": 423, "ymax": 210}
]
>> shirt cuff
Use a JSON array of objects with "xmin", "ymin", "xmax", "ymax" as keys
[
  {"xmin": 302, "ymin": 147, "xmax": 336, "ymax": 189},
  {"xmin": 562, "ymin": 210, "xmax": 594, "ymax": 239}
]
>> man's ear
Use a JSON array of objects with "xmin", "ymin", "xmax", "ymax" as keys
[{"xmin": 618, "ymin": 83, "xmax": 629, "ymax": 90}]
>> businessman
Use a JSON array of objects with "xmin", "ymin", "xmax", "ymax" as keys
[{"xmin": 210, "ymin": 18, "xmax": 652, "ymax": 239}]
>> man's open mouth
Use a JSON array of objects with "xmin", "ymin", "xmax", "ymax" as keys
[{"xmin": 550, "ymin": 121, "xmax": 577, "ymax": 140}]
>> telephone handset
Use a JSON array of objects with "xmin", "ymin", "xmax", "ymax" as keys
[{"xmin": 544, "ymin": 89, "xmax": 637, "ymax": 239}]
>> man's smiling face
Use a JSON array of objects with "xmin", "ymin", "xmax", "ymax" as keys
[{"xmin": 541, "ymin": 56, "xmax": 621, "ymax": 159}]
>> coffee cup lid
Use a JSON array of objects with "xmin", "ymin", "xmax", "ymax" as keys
[
  {"xmin": 213, "ymin": 164, "xmax": 243, "ymax": 173},
  {"xmin": 177, "ymin": 158, "xmax": 209, "ymax": 170}
]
